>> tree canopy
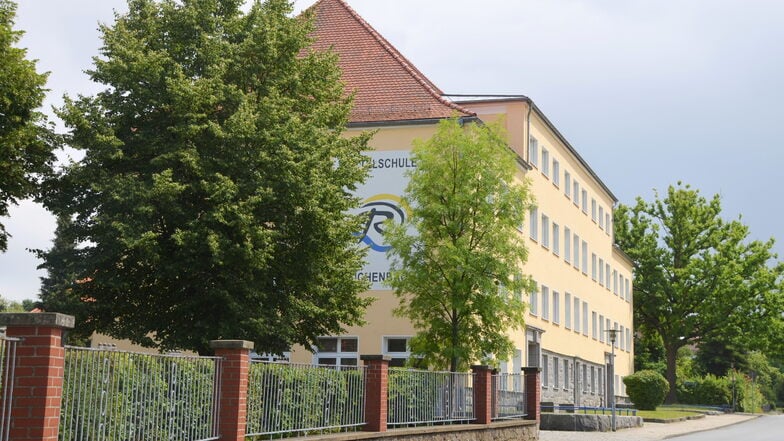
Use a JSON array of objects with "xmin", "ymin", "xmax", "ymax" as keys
[
  {"xmin": 615, "ymin": 182, "xmax": 784, "ymax": 403},
  {"xmin": 384, "ymin": 118, "xmax": 535, "ymax": 372},
  {"xmin": 0, "ymin": 0, "xmax": 57, "ymax": 251},
  {"xmin": 39, "ymin": 0, "xmax": 372, "ymax": 354}
]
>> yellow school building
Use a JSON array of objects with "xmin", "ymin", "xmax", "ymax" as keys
[{"xmin": 283, "ymin": 0, "xmax": 635, "ymax": 407}]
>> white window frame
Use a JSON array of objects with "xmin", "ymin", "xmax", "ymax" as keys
[
  {"xmin": 565, "ymin": 292, "xmax": 572, "ymax": 329},
  {"xmin": 552, "ymin": 290, "xmax": 560, "ymax": 325},
  {"xmin": 541, "ymin": 285, "xmax": 550, "ymax": 321},
  {"xmin": 553, "ymin": 160, "xmax": 560, "ymax": 187},
  {"xmin": 314, "ymin": 336, "xmax": 359, "ymax": 367},
  {"xmin": 529, "ymin": 207, "xmax": 538, "ymax": 241},
  {"xmin": 542, "ymin": 148, "xmax": 550, "ymax": 177},
  {"xmin": 552, "ymin": 223, "xmax": 560, "ymax": 256},
  {"xmin": 541, "ymin": 214, "xmax": 550, "ymax": 249},
  {"xmin": 383, "ymin": 336, "xmax": 412, "ymax": 367},
  {"xmin": 529, "ymin": 136, "xmax": 539, "ymax": 168}
]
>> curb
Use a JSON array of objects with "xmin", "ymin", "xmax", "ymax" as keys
[
  {"xmin": 662, "ymin": 414, "xmax": 761, "ymax": 439},
  {"xmin": 644, "ymin": 414, "xmax": 705, "ymax": 424}
]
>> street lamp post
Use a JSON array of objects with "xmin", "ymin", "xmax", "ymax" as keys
[{"xmin": 606, "ymin": 328, "xmax": 619, "ymax": 432}]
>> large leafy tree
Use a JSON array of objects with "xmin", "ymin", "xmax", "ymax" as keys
[
  {"xmin": 41, "ymin": 0, "xmax": 372, "ymax": 354},
  {"xmin": 384, "ymin": 118, "xmax": 535, "ymax": 373},
  {"xmin": 615, "ymin": 183, "xmax": 784, "ymax": 403},
  {"xmin": 0, "ymin": 0, "xmax": 57, "ymax": 251}
]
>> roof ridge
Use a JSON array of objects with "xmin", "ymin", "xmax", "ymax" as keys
[{"xmin": 315, "ymin": 0, "xmax": 473, "ymax": 118}]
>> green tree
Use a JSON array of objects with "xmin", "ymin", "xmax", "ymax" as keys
[
  {"xmin": 0, "ymin": 0, "xmax": 58, "ymax": 251},
  {"xmin": 40, "ymin": 0, "xmax": 371, "ymax": 354},
  {"xmin": 384, "ymin": 118, "xmax": 535, "ymax": 372},
  {"xmin": 615, "ymin": 182, "xmax": 784, "ymax": 403}
]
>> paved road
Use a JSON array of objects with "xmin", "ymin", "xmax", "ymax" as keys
[
  {"xmin": 670, "ymin": 415, "xmax": 783, "ymax": 441},
  {"xmin": 539, "ymin": 414, "xmax": 759, "ymax": 441}
]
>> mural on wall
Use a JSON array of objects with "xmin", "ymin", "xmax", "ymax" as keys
[{"xmin": 353, "ymin": 150, "xmax": 414, "ymax": 289}]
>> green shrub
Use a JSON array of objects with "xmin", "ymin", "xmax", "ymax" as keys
[
  {"xmin": 623, "ymin": 370, "xmax": 669, "ymax": 410},
  {"xmin": 677, "ymin": 375, "xmax": 731, "ymax": 405}
]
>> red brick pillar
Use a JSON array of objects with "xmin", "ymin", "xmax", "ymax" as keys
[
  {"xmin": 523, "ymin": 366, "xmax": 541, "ymax": 422},
  {"xmin": 472, "ymin": 365, "xmax": 493, "ymax": 424},
  {"xmin": 361, "ymin": 355, "xmax": 390, "ymax": 432},
  {"xmin": 210, "ymin": 340, "xmax": 254, "ymax": 441},
  {"xmin": 0, "ymin": 312, "xmax": 74, "ymax": 441}
]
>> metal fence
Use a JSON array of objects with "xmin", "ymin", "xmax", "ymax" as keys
[
  {"xmin": 387, "ymin": 368, "xmax": 474, "ymax": 427},
  {"xmin": 0, "ymin": 336, "xmax": 19, "ymax": 441},
  {"xmin": 492, "ymin": 373, "xmax": 527, "ymax": 420},
  {"xmin": 59, "ymin": 346, "xmax": 221, "ymax": 441},
  {"xmin": 245, "ymin": 361, "xmax": 366, "ymax": 437}
]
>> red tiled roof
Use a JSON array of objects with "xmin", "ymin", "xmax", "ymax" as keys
[{"xmin": 308, "ymin": 0, "xmax": 474, "ymax": 123}]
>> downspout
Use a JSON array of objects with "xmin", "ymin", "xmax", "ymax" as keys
[{"xmin": 526, "ymin": 99, "xmax": 533, "ymax": 163}]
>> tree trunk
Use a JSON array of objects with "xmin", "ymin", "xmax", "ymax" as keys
[
  {"xmin": 665, "ymin": 344, "xmax": 679, "ymax": 404},
  {"xmin": 451, "ymin": 309, "xmax": 459, "ymax": 373}
]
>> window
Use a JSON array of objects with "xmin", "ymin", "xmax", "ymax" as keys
[
  {"xmin": 591, "ymin": 198, "xmax": 597, "ymax": 222},
  {"xmin": 573, "ymin": 234, "xmax": 580, "ymax": 269},
  {"xmin": 552, "ymin": 291, "xmax": 560, "ymax": 324},
  {"xmin": 599, "ymin": 314, "xmax": 605, "ymax": 343},
  {"xmin": 573, "ymin": 181, "xmax": 580, "ymax": 205},
  {"xmin": 592, "ymin": 311, "xmax": 598, "ymax": 339},
  {"xmin": 573, "ymin": 296, "xmax": 580, "ymax": 333},
  {"xmin": 620, "ymin": 325, "xmax": 626, "ymax": 351},
  {"xmin": 581, "ymin": 241, "xmax": 588, "ymax": 274},
  {"xmin": 553, "ymin": 160, "xmax": 560, "ymax": 187},
  {"xmin": 541, "ymin": 285, "xmax": 550, "ymax": 321},
  {"xmin": 613, "ymin": 270, "xmax": 618, "ymax": 295},
  {"xmin": 316, "ymin": 337, "xmax": 358, "ymax": 367},
  {"xmin": 565, "ymin": 292, "xmax": 572, "ymax": 329},
  {"xmin": 581, "ymin": 189, "xmax": 588, "ymax": 214},
  {"xmin": 528, "ymin": 136, "xmax": 539, "ymax": 168},
  {"xmin": 565, "ymin": 171, "xmax": 571, "ymax": 198},
  {"xmin": 606, "ymin": 213, "xmax": 611, "ymax": 236},
  {"xmin": 541, "ymin": 214, "xmax": 550, "ymax": 248},
  {"xmin": 625, "ymin": 278, "xmax": 631, "ymax": 302},
  {"xmin": 582, "ymin": 301, "xmax": 589, "ymax": 336},
  {"xmin": 599, "ymin": 206, "xmax": 605, "ymax": 230},
  {"xmin": 529, "ymin": 283, "xmax": 538, "ymax": 316},
  {"xmin": 563, "ymin": 359, "xmax": 570, "ymax": 390},
  {"xmin": 591, "ymin": 253, "xmax": 597, "ymax": 281},
  {"xmin": 614, "ymin": 322, "xmax": 619, "ymax": 348},
  {"xmin": 384, "ymin": 337, "xmax": 411, "ymax": 367},
  {"xmin": 606, "ymin": 318, "xmax": 612, "ymax": 345},
  {"xmin": 564, "ymin": 227, "xmax": 571, "ymax": 263},
  {"xmin": 553, "ymin": 356, "xmax": 560, "ymax": 388},
  {"xmin": 552, "ymin": 223, "xmax": 560, "ymax": 256},
  {"xmin": 591, "ymin": 366, "xmax": 596, "ymax": 394},
  {"xmin": 542, "ymin": 354, "xmax": 549, "ymax": 387},
  {"xmin": 598, "ymin": 258, "xmax": 604, "ymax": 286},
  {"xmin": 626, "ymin": 328, "xmax": 632, "ymax": 352},
  {"xmin": 605, "ymin": 263, "xmax": 611, "ymax": 288},
  {"xmin": 529, "ymin": 208, "xmax": 538, "ymax": 241},
  {"xmin": 514, "ymin": 273, "xmax": 523, "ymax": 301},
  {"xmin": 582, "ymin": 364, "xmax": 589, "ymax": 393},
  {"xmin": 542, "ymin": 148, "xmax": 550, "ymax": 177},
  {"xmin": 599, "ymin": 368, "xmax": 604, "ymax": 396}
]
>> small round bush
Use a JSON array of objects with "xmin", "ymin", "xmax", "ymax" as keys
[{"xmin": 623, "ymin": 370, "xmax": 669, "ymax": 410}]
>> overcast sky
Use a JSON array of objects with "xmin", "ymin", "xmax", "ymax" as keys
[{"xmin": 4, "ymin": 0, "xmax": 783, "ymax": 302}]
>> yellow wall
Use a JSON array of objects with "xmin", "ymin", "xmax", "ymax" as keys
[{"xmin": 291, "ymin": 103, "xmax": 635, "ymax": 400}]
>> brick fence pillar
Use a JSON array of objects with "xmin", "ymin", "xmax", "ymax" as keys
[
  {"xmin": 210, "ymin": 340, "xmax": 254, "ymax": 441},
  {"xmin": 471, "ymin": 365, "xmax": 493, "ymax": 424},
  {"xmin": 0, "ymin": 312, "xmax": 74, "ymax": 441},
  {"xmin": 522, "ymin": 366, "xmax": 541, "ymax": 422},
  {"xmin": 360, "ymin": 355, "xmax": 390, "ymax": 432}
]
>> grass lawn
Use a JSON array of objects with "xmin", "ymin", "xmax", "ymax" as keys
[{"xmin": 636, "ymin": 408, "xmax": 702, "ymax": 420}]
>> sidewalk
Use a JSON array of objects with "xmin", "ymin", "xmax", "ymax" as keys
[{"xmin": 539, "ymin": 413, "xmax": 758, "ymax": 441}]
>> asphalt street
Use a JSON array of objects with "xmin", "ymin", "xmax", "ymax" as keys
[{"xmin": 670, "ymin": 415, "xmax": 783, "ymax": 441}]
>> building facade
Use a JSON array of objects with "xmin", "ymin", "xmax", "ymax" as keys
[{"xmin": 284, "ymin": 0, "xmax": 635, "ymax": 407}]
